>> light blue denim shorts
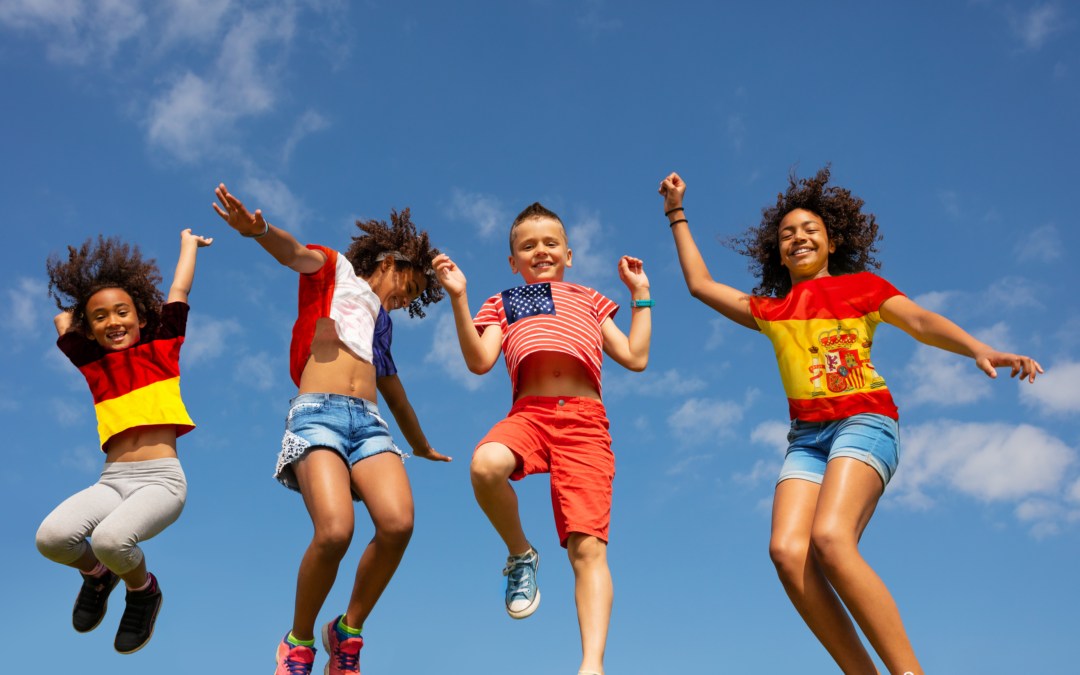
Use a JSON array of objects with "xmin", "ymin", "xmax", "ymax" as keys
[
  {"xmin": 777, "ymin": 413, "xmax": 900, "ymax": 489},
  {"xmin": 275, "ymin": 393, "xmax": 402, "ymax": 501}
]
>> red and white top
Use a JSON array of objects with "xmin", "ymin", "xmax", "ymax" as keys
[
  {"xmin": 474, "ymin": 281, "xmax": 618, "ymax": 400},
  {"xmin": 290, "ymin": 245, "xmax": 381, "ymax": 387}
]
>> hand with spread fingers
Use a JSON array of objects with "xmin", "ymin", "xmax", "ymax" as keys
[
  {"xmin": 973, "ymin": 349, "xmax": 1043, "ymax": 383},
  {"xmin": 212, "ymin": 183, "xmax": 266, "ymax": 236}
]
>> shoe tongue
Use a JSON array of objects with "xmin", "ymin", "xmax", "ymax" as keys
[
  {"xmin": 340, "ymin": 637, "xmax": 363, "ymax": 654},
  {"xmin": 291, "ymin": 646, "xmax": 315, "ymax": 663}
]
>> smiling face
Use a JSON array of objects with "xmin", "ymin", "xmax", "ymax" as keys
[
  {"xmin": 85, "ymin": 287, "xmax": 146, "ymax": 350},
  {"xmin": 778, "ymin": 208, "xmax": 835, "ymax": 283},
  {"xmin": 370, "ymin": 260, "xmax": 428, "ymax": 312},
  {"xmin": 508, "ymin": 217, "xmax": 572, "ymax": 283}
]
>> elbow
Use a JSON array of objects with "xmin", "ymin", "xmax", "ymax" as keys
[
  {"xmin": 466, "ymin": 362, "xmax": 491, "ymax": 376},
  {"xmin": 687, "ymin": 283, "xmax": 706, "ymax": 300},
  {"xmin": 628, "ymin": 355, "xmax": 648, "ymax": 372}
]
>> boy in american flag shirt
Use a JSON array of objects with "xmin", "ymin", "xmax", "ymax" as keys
[{"xmin": 434, "ymin": 202, "xmax": 652, "ymax": 675}]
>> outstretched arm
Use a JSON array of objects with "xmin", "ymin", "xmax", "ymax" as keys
[
  {"xmin": 212, "ymin": 183, "xmax": 325, "ymax": 274},
  {"xmin": 880, "ymin": 295, "xmax": 1042, "ymax": 382},
  {"xmin": 601, "ymin": 256, "xmax": 651, "ymax": 371},
  {"xmin": 432, "ymin": 254, "xmax": 503, "ymax": 374},
  {"xmin": 660, "ymin": 172, "xmax": 758, "ymax": 331},
  {"xmin": 377, "ymin": 375, "xmax": 451, "ymax": 462},
  {"xmin": 168, "ymin": 229, "xmax": 213, "ymax": 304}
]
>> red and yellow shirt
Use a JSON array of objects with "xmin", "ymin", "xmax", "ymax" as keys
[
  {"xmin": 57, "ymin": 302, "xmax": 195, "ymax": 450},
  {"xmin": 749, "ymin": 273, "xmax": 903, "ymax": 422}
]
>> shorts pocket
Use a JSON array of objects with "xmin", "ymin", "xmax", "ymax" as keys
[{"xmin": 287, "ymin": 402, "xmax": 324, "ymax": 421}]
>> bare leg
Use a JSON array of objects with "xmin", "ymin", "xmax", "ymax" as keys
[
  {"xmin": 813, "ymin": 458, "xmax": 923, "ymax": 675},
  {"xmin": 70, "ymin": 546, "xmax": 103, "ymax": 574},
  {"xmin": 292, "ymin": 449, "xmax": 356, "ymax": 641},
  {"xmin": 471, "ymin": 443, "xmax": 530, "ymax": 555},
  {"xmin": 770, "ymin": 478, "xmax": 880, "ymax": 675},
  {"xmin": 343, "ymin": 452, "xmax": 415, "ymax": 628},
  {"xmin": 119, "ymin": 559, "xmax": 148, "ymax": 589},
  {"xmin": 567, "ymin": 534, "xmax": 612, "ymax": 675}
]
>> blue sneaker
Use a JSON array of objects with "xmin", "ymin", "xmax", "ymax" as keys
[{"xmin": 503, "ymin": 547, "xmax": 540, "ymax": 619}]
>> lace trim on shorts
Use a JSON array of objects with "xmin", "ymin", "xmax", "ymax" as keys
[{"xmin": 275, "ymin": 430, "xmax": 311, "ymax": 491}]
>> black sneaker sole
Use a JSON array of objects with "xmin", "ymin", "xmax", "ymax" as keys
[
  {"xmin": 73, "ymin": 573, "xmax": 121, "ymax": 634},
  {"xmin": 114, "ymin": 593, "xmax": 162, "ymax": 655}
]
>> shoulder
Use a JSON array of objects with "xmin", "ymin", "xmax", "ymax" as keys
[
  {"xmin": 56, "ymin": 330, "xmax": 102, "ymax": 366},
  {"xmin": 152, "ymin": 302, "xmax": 190, "ymax": 340}
]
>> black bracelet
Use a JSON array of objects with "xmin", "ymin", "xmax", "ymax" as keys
[
  {"xmin": 669, "ymin": 218, "xmax": 687, "ymax": 227},
  {"xmin": 665, "ymin": 207, "xmax": 685, "ymax": 216}
]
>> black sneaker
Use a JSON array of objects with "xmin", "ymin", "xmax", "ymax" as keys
[
  {"xmin": 113, "ymin": 573, "xmax": 163, "ymax": 654},
  {"xmin": 72, "ymin": 568, "xmax": 120, "ymax": 633}
]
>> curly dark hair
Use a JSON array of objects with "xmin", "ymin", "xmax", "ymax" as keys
[
  {"xmin": 345, "ymin": 208, "xmax": 445, "ymax": 318},
  {"xmin": 724, "ymin": 164, "xmax": 882, "ymax": 297},
  {"xmin": 46, "ymin": 235, "xmax": 165, "ymax": 336}
]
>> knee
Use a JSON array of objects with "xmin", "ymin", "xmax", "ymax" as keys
[
  {"xmin": 89, "ymin": 526, "xmax": 138, "ymax": 572},
  {"xmin": 312, "ymin": 519, "xmax": 354, "ymax": 559},
  {"xmin": 35, "ymin": 521, "xmax": 81, "ymax": 564},
  {"xmin": 810, "ymin": 524, "xmax": 854, "ymax": 573},
  {"xmin": 768, "ymin": 535, "xmax": 809, "ymax": 582},
  {"xmin": 470, "ymin": 447, "xmax": 513, "ymax": 488},
  {"xmin": 375, "ymin": 510, "xmax": 414, "ymax": 549},
  {"xmin": 567, "ymin": 534, "xmax": 607, "ymax": 568}
]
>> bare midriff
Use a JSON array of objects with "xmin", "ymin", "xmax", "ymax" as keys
[
  {"xmin": 515, "ymin": 351, "xmax": 600, "ymax": 402},
  {"xmin": 297, "ymin": 317, "xmax": 377, "ymax": 401},
  {"xmin": 104, "ymin": 425, "xmax": 178, "ymax": 463}
]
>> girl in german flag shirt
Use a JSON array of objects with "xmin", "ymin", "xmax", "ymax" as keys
[{"xmin": 660, "ymin": 168, "xmax": 1041, "ymax": 675}]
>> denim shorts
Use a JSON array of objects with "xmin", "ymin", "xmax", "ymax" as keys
[
  {"xmin": 776, "ymin": 413, "xmax": 900, "ymax": 489},
  {"xmin": 274, "ymin": 393, "xmax": 402, "ymax": 501}
]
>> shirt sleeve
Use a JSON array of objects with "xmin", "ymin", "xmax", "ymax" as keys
[
  {"xmin": 866, "ymin": 274, "xmax": 905, "ymax": 312},
  {"xmin": 593, "ymin": 290, "xmax": 619, "ymax": 325},
  {"xmin": 373, "ymin": 307, "xmax": 398, "ymax": 379},
  {"xmin": 56, "ymin": 331, "xmax": 103, "ymax": 368},
  {"xmin": 155, "ymin": 302, "xmax": 191, "ymax": 340},
  {"xmin": 473, "ymin": 295, "xmax": 503, "ymax": 336}
]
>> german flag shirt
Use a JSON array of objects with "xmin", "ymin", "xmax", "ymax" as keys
[
  {"xmin": 474, "ymin": 281, "xmax": 619, "ymax": 401},
  {"xmin": 57, "ymin": 302, "xmax": 195, "ymax": 450},
  {"xmin": 749, "ymin": 273, "xmax": 903, "ymax": 422}
]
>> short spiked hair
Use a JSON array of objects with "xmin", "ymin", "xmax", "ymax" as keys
[{"xmin": 509, "ymin": 202, "xmax": 567, "ymax": 253}]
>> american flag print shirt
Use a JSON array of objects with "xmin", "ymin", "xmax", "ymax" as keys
[{"xmin": 473, "ymin": 281, "xmax": 619, "ymax": 400}]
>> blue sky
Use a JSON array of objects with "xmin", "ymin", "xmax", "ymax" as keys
[{"xmin": 1, "ymin": 1, "xmax": 1078, "ymax": 673}]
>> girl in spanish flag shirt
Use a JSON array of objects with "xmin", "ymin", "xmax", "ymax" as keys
[{"xmin": 660, "ymin": 168, "xmax": 1041, "ymax": 675}]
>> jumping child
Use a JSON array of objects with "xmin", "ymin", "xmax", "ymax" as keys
[
  {"xmin": 212, "ymin": 184, "xmax": 449, "ymax": 675},
  {"xmin": 659, "ymin": 169, "xmax": 1041, "ymax": 675},
  {"xmin": 37, "ymin": 230, "xmax": 211, "ymax": 654},
  {"xmin": 433, "ymin": 202, "xmax": 652, "ymax": 675}
]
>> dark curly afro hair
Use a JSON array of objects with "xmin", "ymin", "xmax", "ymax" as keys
[
  {"xmin": 724, "ymin": 164, "xmax": 882, "ymax": 298},
  {"xmin": 46, "ymin": 235, "xmax": 165, "ymax": 336},
  {"xmin": 345, "ymin": 208, "xmax": 445, "ymax": 318}
]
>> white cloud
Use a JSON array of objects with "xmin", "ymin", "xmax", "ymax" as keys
[
  {"xmin": 733, "ymin": 458, "xmax": 780, "ymax": 486},
  {"xmin": 1016, "ymin": 223, "xmax": 1062, "ymax": 263},
  {"xmin": 446, "ymin": 189, "xmax": 507, "ymax": 238},
  {"xmin": 904, "ymin": 344, "xmax": 992, "ymax": 407},
  {"xmin": 986, "ymin": 276, "xmax": 1043, "ymax": 310},
  {"xmin": 1011, "ymin": 3, "xmax": 1064, "ymax": 50},
  {"xmin": 974, "ymin": 321, "xmax": 1014, "ymax": 352},
  {"xmin": 52, "ymin": 397, "xmax": 85, "ymax": 426},
  {"xmin": 43, "ymin": 347, "xmax": 86, "ymax": 391},
  {"xmin": 4, "ymin": 277, "xmax": 47, "ymax": 337},
  {"xmin": 605, "ymin": 368, "xmax": 706, "ymax": 398},
  {"xmin": 705, "ymin": 318, "xmax": 727, "ymax": 350},
  {"xmin": 566, "ymin": 211, "xmax": 612, "ymax": 285},
  {"xmin": 576, "ymin": 0, "xmax": 621, "ymax": 36},
  {"xmin": 1068, "ymin": 477, "xmax": 1080, "ymax": 503},
  {"xmin": 910, "ymin": 290, "xmax": 958, "ymax": 314},
  {"xmin": 0, "ymin": 0, "xmax": 146, "ymax": 65},
  {"xmin": 234, "ymin": 351, "xmax": 274, "ymax": 390},
  {"xmin": 240, "ymin": 176, "xmax": 309, "ymax": 231},
  {"xmin": 728, "ymin": 114, "xmax": 746, "ymax": 151},
  {"xmin": 891, "ymin": 420, "xmax": 1075, "ymax": 510},
  {"xmin": 282, "ymin": 108, "xmax": 329, "ymax": 164},
  {"xmin": 750, "ymin": 420, "xmax": 790, "ymax": 456},
  {"xmin": 159, "ymin": 0, "xmax": 233, "ymax": 47},
  {"xmin": 668, "ymin": 389, "xmax": 758, "ymax": 443},
  {"xmin": 182, "ymin": 312, "xmax": 242, "ymax": 365},
  {"xmin": 1020, "ymin": 360, "xmax": 1080, "ymax": 415},
  {"xmin": 425, "ymin": 312, "xmax": 483, "ymax": 391}
]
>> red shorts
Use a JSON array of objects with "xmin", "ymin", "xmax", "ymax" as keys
[{"xmin": 476, "ymin": 396, "xmax": 614, "ymax": 548}]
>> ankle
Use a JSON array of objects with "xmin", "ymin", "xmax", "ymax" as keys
[{"xmin": 81, "ymin": 561, "xmax": 109, "ymax": 578}]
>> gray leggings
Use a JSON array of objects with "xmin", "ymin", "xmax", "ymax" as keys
[{"xmin": 36, "ymin": 458, "xmax": 187, "ymax": 575}]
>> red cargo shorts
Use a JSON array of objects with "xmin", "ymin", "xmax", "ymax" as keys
[{"xmin": 476, "ymin": 396, "xmax": 614, "ymax": 548}]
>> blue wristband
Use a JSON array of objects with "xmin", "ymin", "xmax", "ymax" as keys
[{"xmin": 631, "ymin": 299, "xmax": 654, "ymax": 308}]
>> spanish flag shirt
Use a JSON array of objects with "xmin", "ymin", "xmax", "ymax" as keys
[
  {"xmin": 57, "ymin": 302, "xmax": 195, "ymax": 450},
  {"xmin": 749, "ymin": 273, "xmax": 903, "ymax": 422}
]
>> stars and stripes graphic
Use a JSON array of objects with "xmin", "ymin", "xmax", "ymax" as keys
[{"xmin": 501, "ymin": 282, "xmax": 556, "ymax": 325}]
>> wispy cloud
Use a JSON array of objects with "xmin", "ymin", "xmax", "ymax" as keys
[
  {"xmin": 51, "ymin": 397, "xmax": 86, "ymax": 426},
  {"xmin": 668, "ymin": 389, "xmax": 758, "ymax": 444},
  {"xmin": 1016, "ymin": 223, "xmax": 1062, "ymax": 263},
  {"xmin": 750, "ymin": 420, "xmax": 789, "ymax": 456},
  {"xmin": 1020, "ymin": 360, "xmax": 1080, "ymax": 415},
  {"xmin": 182, "ymin": 312, "xmax": 242, "ymax": 366},
  {"xmin": 61, "ymin": 445, "xmax": 99, "ymax": 472},
  {"xmin": 939, "ymin": 190, "xmax": 962, "ymax": 218},
  {"xmin": 566, "ymin": 210, "xmax": 613, "ymax": 286},
  {"xmin": 1011, "ymin": 3, "xmax": 1065, "ymax": 51},
  {"xmin": 577, "ymin": 0, "xmax": 621, "ymax": 36},
  {"xmin": 0, "ymin": 0, "xmax": 146, "ymax": 65},
  {"xmin": 282, "ymin": 109, "xmax": 329, "ymax": 164},
  {"xmin": 4, "ymin": 277, "xmax": 48, "ymax": 340},
  {"xmin": 234, "ymin": 351, "xmax": 274, "ymax": 390},
  {"xmin": 446, "ymin": 189, "xmax": 508, "ymax": 238},
  {"xmin": 240, "ymin": 176, "xmax": 310, "ymax": 231},
  {"xmin": 704, "ymin": 318, "xmax": 728, "ymax": 351},
  {"xmin": 425, "ymin": 312, "xmax": 483, "ymax": 391},
  {"xmin": 728, "ymin": 114, "xmax": 746, "ymax": 151},
  {"xmin": 666, "ymin": 454, "xmax": 714, "ymax": 476},
  {"xmin": 903, "ymin": 344, "xmax": 993, "ymax": 407},
  {"xmin": 605, "ymin": 368, "xmax": 706, "ymax": 398}
]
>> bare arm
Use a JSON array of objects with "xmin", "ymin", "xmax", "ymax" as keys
[
  {"xmin": 432, "ymin": 254, "xmax": 504, "ymax": 374},
  {"xmin": 54, "ymin": 311, "xmax": 73, "ymax": 337},
  {"xmin": 880, "ymin": 295, "xmax": 1043, "ymax": 382},
  {"xmin": 377, "ymin": 375, "xmax": 451, "ymax": 462},
  {"xmin": 212, "ymin": 183, "xmax": 325, "ymax": 274},
  {"xmin": 660, "ymin": 172, "xmax": 758, "ymax": 331},
  {"xmin": 168, "ymin": 229, "xmax": 213, "ymax": 304},
  {"xmin": 601, "ymin": 256, "xmax": 651, "ymax": 371}
]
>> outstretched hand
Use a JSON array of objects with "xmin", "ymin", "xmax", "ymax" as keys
[
  {"xmin": 412, "ymin": 446, "xmax": 452, "ymax": 462},
  {"xmin": 618, "ymin": 255, "xmax": 649, "ymax": 292},
  {"xmin": 212, "ymin": 183, "xmax": 266, "ymax": 236},
  {"xmin": 432, "ymin": 253, "xmax": 467, "ymax": 298},
  {"xmin": 974, "ymin": 349, "xmax": 1043, "ymax": 383},
  {"xmin": 181, "ymin": 228, "xmax": 213, "ymax": 248},
  {"xmin": 659, "ymin": 172, "xmax": 686, "ymax": 213}
]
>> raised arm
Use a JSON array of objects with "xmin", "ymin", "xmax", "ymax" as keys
[
  {"xmin": 660, "ymin": 173, "xmax": 758, "ymax": 331},
  {"xmin": 212, "ymin": 183, "xmax": 326, "ymax": 274},
  {"xmin": 54, "ymin": 311, "xmax": 73, "ymax": 337},
  {"xmin": 880, "ymin": 295, "xmax": 1042, "ymax": 382},
  {"xmin": 377, "ymin": 375, "xmax": 451, "ymax": 462},
  {"xmin": 168, "ymin": 229, "xmax": 213, "ymax": 304},
  {"xmin": 601, "ymin": 256, "xmax": 650, "ymax": 371},
  {"xmin": 432, "ymin": 254, "xmax": 503, "ymax": 374}
]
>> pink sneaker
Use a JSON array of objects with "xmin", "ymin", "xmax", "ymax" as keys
[
  {"xmin": 321, "ymin": 616, "xmax": 364, "ymax": 675},
  {"xmin": 274, "ymin": 635, "xmax": 316, "ymax": 675}
]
